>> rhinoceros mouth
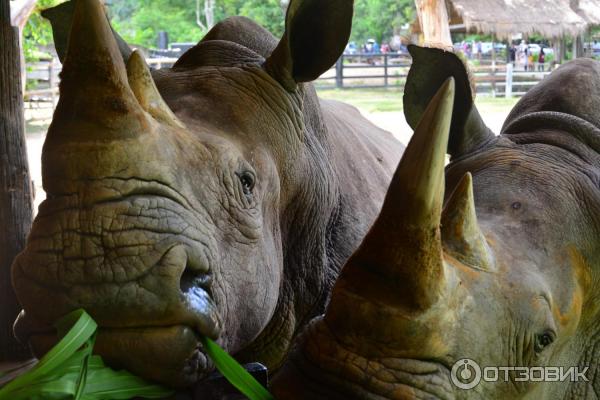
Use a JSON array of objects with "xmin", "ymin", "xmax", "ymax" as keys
[
  {"xmin": 12, "ymin": 184, "xmax": 227, "ymax": 385},
  {"xmin": 19, "ymin": 320, "xmax": 217, "ymax": 386}
]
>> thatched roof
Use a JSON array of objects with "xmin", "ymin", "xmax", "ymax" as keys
[
  {"xmin": 445, "ymin": 0, "xmax": 593, "ymax": 39},
  {"xmin": 572, "ymin": 0, "xmax": 600, "ymax": 24}
]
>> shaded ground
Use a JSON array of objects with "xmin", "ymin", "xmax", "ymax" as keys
[{"xmin": 25, "ymin": 92, "xmax": 519, "ymax": 212}]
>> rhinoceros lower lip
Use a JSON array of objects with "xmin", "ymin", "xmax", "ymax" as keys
[{"xmin": 25, "ymin": 324, "xmax": 214, "ymax": 387}]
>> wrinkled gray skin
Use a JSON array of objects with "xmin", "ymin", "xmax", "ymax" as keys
[
  {"xmin": 12, "ymin": 0, "xmax": 600, "ymax": 398},
  {"xmin": 11, "ymin": 0, "xmax": 402, "ymax": 387},
  {"xmin": 273, "ymin": 48, "xmax": 600, "ymax": 399}
]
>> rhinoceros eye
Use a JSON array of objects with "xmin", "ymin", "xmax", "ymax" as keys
[
  {"xmin": 238, "ymin": 171, "xmax": 255, "ymax": 195},
  {"xmin": 534, "ymin": 330, "xmax": 555, "ymax": 353}
]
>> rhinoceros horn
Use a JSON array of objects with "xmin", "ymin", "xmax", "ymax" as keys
[
  {"xmin": 442, "ymin": 172, "xmax": 494, "ymax": 271},
  {"xmin": 50, "ymin": 0, "xmax": 149, "ymax": 142},
  {"xmin": 42, "ymin": 0, "xmax": 132, "ymax": 64},
  {"xmin": 126, "ymin": 51, "xmax": 184, "ymax": 129},
  {"xmin": 333, "ymin": 77, "xmax": 455, "ymax": 313}
]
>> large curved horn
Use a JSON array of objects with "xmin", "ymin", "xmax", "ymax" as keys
[
  {"xmin": 335, "ymin": 77, "xmax": 455, "ymax": 313},
  {"xmin": 126, "ymin": 51, "xmax": 184, "ymax": 129},
  {"xmin": 41, "ymin": 0, "xmax": 132, "ymax": 64},
  {"xmin": 49, "ymin": 0, "xmax": 147, "ymax": 142},
  {"xmin": 442, "ymin": 172, "xmax": 494, "ymax": 271}
]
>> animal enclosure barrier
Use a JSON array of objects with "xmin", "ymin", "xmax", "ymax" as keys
[
  {"xmin": 315, "ymin": 53, "xmax": 554, "ymax": 97},
  {"xmin": 24, "ymin": 55, "xmax": 555, "ymax": 116}
]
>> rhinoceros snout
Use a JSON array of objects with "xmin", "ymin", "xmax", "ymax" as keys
[{"xmin": 11, "ymin": 187, "xmax": 224, "ymax": 385}]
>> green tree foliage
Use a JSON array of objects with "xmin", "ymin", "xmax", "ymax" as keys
[
  {"xmin": 110, "ymin": 0, "xmax": 200, "ymax": 47},
  {"xmin": 110, "ymin": 0, "xmax": 285, "ymax": 48},
  {"xmin": 23, "ymin": 0, "xmax": 416, "ymax": 55},
  {"xmin": 350, "ymin": 0, "xmax": 415, "ymax": 44},
  {"xmin": 22, "ymin": 0, "xmax": 66, "ymax": 61},
  {"xmin": 109, "ymin": 0, "xmax": 414, "ymax": 49},
  {"xmin": 237, "ymin": 0, "xmax": 284, "ymax": 37}
]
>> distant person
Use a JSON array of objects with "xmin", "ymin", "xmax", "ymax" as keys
[
  {"xmin": 472, "ymin": 41, "xmax": 479, "ymax": 60},
  {"xmin": 538, "ymin": 48, "xmax": 545, "ymax": 71},
  {"xmin": 528, "ymin": 52, "xmax": 534, "ymax": 71},
  {"xmin": 509, "ymin": 44, "xmax": 516, "ymax": 64},
  {"xmin": 518, "ymin": 40, "xmax": 528, "ymax": 70},
  {"xmin": 476, "ymin": 41, "xmax": 483, "ymax": 60},
  {"xmin": 372, "ymin": 41, "xmax": 380, "ymax": 54},
  {"xmin": 381, "ymin": 43, "xmax": 390, "ymax": 53}
]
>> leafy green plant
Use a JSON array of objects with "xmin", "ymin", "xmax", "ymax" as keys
[
  {"xmin": 0, "ymin": 309, "xmax": 274, "ymax": 400},
  {"xmin": 201, "ymin": 336, "xmax": 274, "ymax": 400},
  {"xmin": 22, "ymin": 0, "xmax": 66, "ymax": 62}
]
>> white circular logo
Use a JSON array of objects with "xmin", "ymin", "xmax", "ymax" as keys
[{"xmin": 451, "ymin": 358, "xmax": 482, "ymax": 390}]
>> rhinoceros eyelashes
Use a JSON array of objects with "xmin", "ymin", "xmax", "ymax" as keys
[
  {"xmin": 237, "ymin": 171, "xmax": 256, "ymax": 196},
  {"xmin": 126, "ymin": 51, "xmax": 185, "ymax": 129},
  {"xmin": 441, "ymin": 173, "xmax": 495, "ymax": 271}
]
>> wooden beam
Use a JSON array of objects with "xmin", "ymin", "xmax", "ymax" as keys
[
  {"xmin": 0, "ymin": 0, "xmax": 34, "ymax": 361},
  {"xmin": 415, "ymin": 0, "xmax": 452, "ymax": 48}
]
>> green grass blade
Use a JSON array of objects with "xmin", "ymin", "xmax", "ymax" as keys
[
  {"xmin": 200, "ymin": 336, "xmax": 274, "ymax": 400},
  {"xmin": 0, "ymin": 309, "xmax": 175, "ymax": 400},
  {"xmin": 0, "ymin": 309, "xmax": 96, "ymax": 397}
]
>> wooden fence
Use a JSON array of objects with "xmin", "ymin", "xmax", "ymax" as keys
[
  {"xmin": 24, "ymin": 57, "xmax": 178, "ymax": 110},
  {"xmin": 24, "ymin": 54, "xmax": 554, "ymax": 113},
  {"xmin": 315, "ymin": 53, "xmax": 554, "ymax": 97}
]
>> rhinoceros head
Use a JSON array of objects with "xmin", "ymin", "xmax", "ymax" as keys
[
  {"xmin": 274, "ymin": 48, "xmax": 600, "ymax": 399},
  {"xmin": 12, "ymin": 0, "xmax": 352, "ymax": 386}
]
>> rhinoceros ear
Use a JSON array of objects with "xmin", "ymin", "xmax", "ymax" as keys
[
  {"xmin": 42, "ymin": 0, "xmax": 132, "ymax": 64},
  {"xmin": 265, "ymin": 0, "xmax": 353, "ymax": 91},
  {"xmin": 403, "ymin": 45, "xmax": 495, "ymax": 159}
]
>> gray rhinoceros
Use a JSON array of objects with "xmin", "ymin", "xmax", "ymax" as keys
[
  {"xmin": 12, "ymin": 1, "xmax": 600, "ymax": 399},
  {"xmin": 11, "ymin": 0, "xmax": 403, "ymax": 388},
  {"xmin": 273, "ymin": 47, "xmax": 600, "ymax": 399}
]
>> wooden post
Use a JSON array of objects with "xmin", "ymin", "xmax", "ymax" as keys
[
  {"xmin": 383, "ymin": 53, "xmax": 389, "ymax": 87},
  {"xmin": 572, "ymin": 34, "xmax": 584, "ymax": 59},
  {"xmin": 0, "ymin": 0, "xmax": 34, "ymax": 361},
  {"xmin": 48, "ymin": 57, "xmax": 56, "ymax": 107},
  {"xmin": 335, "ymin": 56, "xmax": 344, "ymax": 89},
  {"xmin": 559, "ymin": 36, "xmax": 566, "ymax": 63},
  {"xmin": 505, "ymin": 62, "xmax": 513, "ymax": 98},
  {"xmin": 414, "ymin": 0, "xmax": 452, "ymax": 48},
  {"xmin": 491, "ymin": 34, "xmax": 496, "ymax": 97}
]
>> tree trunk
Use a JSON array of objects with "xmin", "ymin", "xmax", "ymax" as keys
[
  {"xmin": 0, "ymin": 0, "xmax": 34, "ymax": 361},
  {"xmin": 10, "ymin": 0, "xmax": 37, "ymax": 30},
  {"xmin": 415, "ymin": 0, "xmax": 452, "ymax": 48},
  {"xmin": 204, "ymin": 0, "xmax": 215, "ymax": 30},
  {"xmin": 10, "ymin": 0, "xmax": 38, "ymax": 94}
]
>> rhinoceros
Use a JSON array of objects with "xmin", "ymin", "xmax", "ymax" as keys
[
  {"xmin": 272, "ymin": 48, "xmax": 600, "ymax": 399},
  {"xmin": 12, "ymin": 1, "xmax": 600, "ymax": 399},
  {"xmin": 11, "ymin": 0, "xmax": 403, "ymax": 388}
]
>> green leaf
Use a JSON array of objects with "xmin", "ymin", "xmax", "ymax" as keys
[
  {"xmin": 0, "ymin": 310, "xmax": 174, "ymax": 400},
  {"xmin": 200, "ymin": 336, "xmax": 275, "ymax": 400},
  {"xmin": 0, "ymin": 309, "xmax": 274, "ymax": 400}
]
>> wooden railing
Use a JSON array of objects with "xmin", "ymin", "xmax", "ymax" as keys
[
  {"xmin": 24, "ymin": 57, "xmax": 178, "ymax": 111},
  {"xmin": 25, "ymin": 55, "xmax": 556, "ymax": 115},
  {"xmin": 315, "ymin": 53, "xmax": 555, "ymax": 97}
]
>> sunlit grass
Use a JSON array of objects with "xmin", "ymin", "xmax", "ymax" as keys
[{"xmin": 316, "ymin": 88, "xmax": 520, "ymax": 114}]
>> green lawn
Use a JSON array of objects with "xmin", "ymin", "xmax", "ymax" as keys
[{"xmin": 316, "ymin": 88, "xmax": 520, "ymax": 114}]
